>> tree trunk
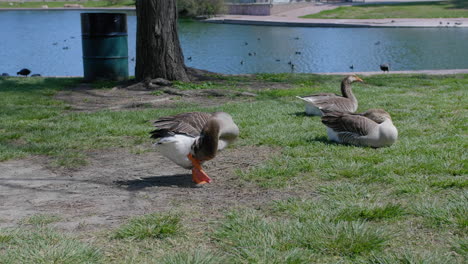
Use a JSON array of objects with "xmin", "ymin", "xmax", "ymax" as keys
[{"xmin": 135, "ymin": 0, "xmax": 189, "ymax": 82}]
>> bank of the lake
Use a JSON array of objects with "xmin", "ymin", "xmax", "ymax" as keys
[{"xmin": 0, "ymin": 73, "xmax": 466, "ymax": 263}]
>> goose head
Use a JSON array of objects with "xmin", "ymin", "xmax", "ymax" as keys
[
  {"xmin": 344, "ymin": 75, "xmax": 364, "ymax": 85},
  {"xmin": 191, "ymin": 118, "xmax": 220, "ymax": 161},
  {"xmin": 188, "ymin": 112, "xmax": 239, "ymax": 185},
  {"xmin": 340, "ymin": 75, "xmax": 364, "ymax": 100}
]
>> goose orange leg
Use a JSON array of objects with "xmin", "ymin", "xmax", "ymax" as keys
[{"xmin": 187, "ymin": 154, "xmax": 212, "ymax": 184}]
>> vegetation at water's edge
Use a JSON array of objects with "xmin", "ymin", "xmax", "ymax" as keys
[
  {"xmin": 0, "ymin": 0, "xmax": 135, "ymax": 8},
  {"xmin": 301, "ymin": 1, "xmax": 468, "ymax": 19},
  {"xmin": 0, "ymin": 0, "xmax": 226, "ymax": 17},
  {"xmin": 177, "ymin": 0, "xmax": 226, "ymax": 17},
  {"xmin": 0, "ymin": 74, "xmax": 467, "ymax": 263}
]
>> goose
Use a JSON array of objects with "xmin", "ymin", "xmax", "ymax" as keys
[
  {"xmin": 150, "ymin": 112, "xmax": 239, "ymax": 184},
  {"xmin": 17, "ymin": 68, "xmax": 31, "ymax": 76},
  {"xmin": 321, "ymin": 109, "xmax": 398, "ymax": 148},
  {"xmin": 296, "ymin": 75, "xmax": 364, "ymax": 116},
  {"xmin": 380, "ymin": 64, "xmax": 390, "ymax": 73}
]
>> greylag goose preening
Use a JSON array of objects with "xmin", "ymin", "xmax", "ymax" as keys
[
  {"xmin": 296, "ymin": 75, "xmax": 364, "ymax": 116},
  {"xmin": 150, "ymin": 112, "xmax": 239, "ymax": 184},
  {"xmin": 321, "ymin": 109, "xmax": 398, "ymax": 148},
  {"xmin": 17, "ymin": 68, "xmax": 31, "ymax": 76},
  {"xmin": 380, "ymin": 64, "xmax": 390, "ymax": 73}
]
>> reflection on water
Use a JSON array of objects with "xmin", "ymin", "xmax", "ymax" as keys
[{"xmin": 1, "ymin": 10, "xmax": 467, "ymax": 76}]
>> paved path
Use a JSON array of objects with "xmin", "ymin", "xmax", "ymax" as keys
[
  {"xmin": 320, "ymin": 69, "xmax": 468, "ymax": 76},
  {"xmin": 207, "ymin": 0, "xmax": 468, "ymax": 28}
]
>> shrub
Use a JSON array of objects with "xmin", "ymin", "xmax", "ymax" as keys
[{"xmin": 177, "ymin": 0, "xmax": 226, "ymax": 17}]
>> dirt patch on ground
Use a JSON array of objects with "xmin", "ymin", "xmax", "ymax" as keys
[
  {"xmin": 54, "ymin": 84, "xmax": 251, "ymax": 112},
  {"xmin": 1, "ymin": 80, "xmax": 304, "ymax": 232},
  {"xmin": 0, "ymin": 145, "xmax": 299, "ymax": 231},
  {"xmin": 54, "ymin": 78, "xmax": 290, "ymax": 112}
]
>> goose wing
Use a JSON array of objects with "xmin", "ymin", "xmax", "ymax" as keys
[
  {"xmin": 321, "ymin": 111, "xmax": 378, "ymax": 136},
  {"xmin": 150, "ymin": 112, "xmax": 213, "ymax": 139},
  {"xmin": 299, "ymin": 93, "xmax": 338, "ymax": 99},
  {"xmin": 308, "ymin": 96, "xmax": 355, "ymax": 113}
]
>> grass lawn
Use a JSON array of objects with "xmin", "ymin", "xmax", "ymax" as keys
[
  {"xmin": 0, "ymin": 74, "xmax": 467, "ymax": 263},
  {"xmin": 301, "ymin": 1, "xmax": 468, "ymax": 19},
  {"xmin": 0, "ymin": 1, "xmax": 134, "ymax": 8}
]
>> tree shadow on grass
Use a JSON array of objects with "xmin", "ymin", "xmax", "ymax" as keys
[
  {"xmin": 115, "ymin": 174, "xmax": 198, "ymax": 190},
  {"xmin": 449, "ymin": 0, "xmax": 468, "ymax": 9}
]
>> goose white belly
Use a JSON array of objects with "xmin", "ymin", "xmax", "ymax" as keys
[
  {"xmin": 153, "ymin": 134, "xmax": 196, "ymax": 169},
  {"xmin": 326, "ymin": 127, "xmax": 340, "ymax": 142},
  {"xmin": 374, "ymin": 120, "xmax": 398, "ymax": 147}
]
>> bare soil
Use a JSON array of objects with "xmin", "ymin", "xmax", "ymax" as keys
[{"xmin": 0, "ymin": 81, "xmax": 301, "ymax": 232}]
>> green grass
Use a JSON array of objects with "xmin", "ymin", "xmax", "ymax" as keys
[
  {"xmin": 0, "ymin": 1, "xmax": 134, "ymax": 8},
  {"xmin": 0, "ymin": 74, "xmax": 467, "ymax": 263},
  {"xmin": 112, "ymin": 212, "xmax": 182, "ymax": 240},
  {"xmin": 214, "ymin": 210, "xmax": 390, "ymax": 262},
  {"xmin": 20, "ymin": 214, "xmax": 62, "ymax": 226},
  {"xmin": 301, "ymin": 1, "xmax": 468, "ymax": 19},
  {"xmin": 0, "ymin": 228, "xmax": 103, "ymax": 263}
]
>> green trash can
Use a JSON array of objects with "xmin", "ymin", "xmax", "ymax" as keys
[{"xmin": 81, "ymin": 13, "xmax": 128, "ymax": 81}]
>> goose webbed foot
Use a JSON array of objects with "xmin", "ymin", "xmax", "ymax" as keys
[{"xmin": 188, "ymin": 154, "xmax": 212, "ymax": 184}]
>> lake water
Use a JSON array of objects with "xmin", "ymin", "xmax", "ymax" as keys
[{"xmin": 1, "ymin": 10, "xmax": 468, "ymax": 76}]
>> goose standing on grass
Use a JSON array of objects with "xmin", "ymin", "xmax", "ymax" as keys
[
  {"xmin": 321, "ymin": 109, "xmax": 398, "ymax": 148},
  {"xmin": 150, "ymin": 112, "xmax": 239, "ymax": 184},
  {"xmin": 17, "ymin": 68, "xmax": 31, "ymax": 77},
  {"xmin": 296, "ymin": 75, "xmax": 364, "ymax": 116},
  {"xmin": 380, "ymin": 64, "xmax": 390, "ymax": 73}
]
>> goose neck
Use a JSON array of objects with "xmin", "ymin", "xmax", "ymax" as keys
[{"xmin": 341, "ymin": 81, "xmax": 356, "ymax": 102}]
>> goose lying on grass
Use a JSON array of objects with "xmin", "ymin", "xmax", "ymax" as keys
[
  {"xmin": 321, "ymin": 109, "xmax": 398, "ymax": 148},
  {"xmin": 296, "ymin": 75, "xmax": 364, "ymax": 116},
  {"xmin": 150, "ymin": 112, "xmax": 239, "ymax": 184}
]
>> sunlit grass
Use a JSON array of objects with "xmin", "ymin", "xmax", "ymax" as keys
[
  {"xmin": 301, "ymin": 1, "xmax": 468, "ymax": 19},
  {"xmin": 0, "ymin": 1, "xmax": 134, "ymax": 8},
  {"xmin": 0, "ymin": 227, "xmax": 102, "ymax": 264},
  {"xmin": 112, "ymin": 213, "xmax": 183, "ymax": 240},
  {"xmin": 0, "ymin": 74, "xmax": 466, "ymax": 263},
  {"xmin": 20, "ymin": 214, "xmax": 62, "ymax": 226}
]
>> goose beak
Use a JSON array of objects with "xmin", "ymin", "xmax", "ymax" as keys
[
  {"xmin": 187, "ymin": 154, "xmax": 212, "ymax": 184},
  {"xmin": 356, "ymin": 77, "xmax": 364, "ymax": 83}
]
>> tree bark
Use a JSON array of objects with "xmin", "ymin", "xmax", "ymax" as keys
[{"xmin": 135, "ymin": 0, "xmax": 189, "ymax": 82}]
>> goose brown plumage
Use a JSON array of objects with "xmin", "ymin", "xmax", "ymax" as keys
[
  {"xmin": 297, "ymin": 75, "xmax": 364, "ymax": 116},
  {"xmin": 321, "ymin": 108, "xmax": 398, "ymax": 148},
  {"xmin": 150, "ymin": 112, "xmax": 239, "ymax": 184}
]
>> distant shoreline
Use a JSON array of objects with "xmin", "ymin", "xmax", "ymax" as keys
[
  {"xmin": 0, "ymin": 7, "xmax": 135, "ymax": 11},
  {"xmin": 12, "ymin": 69, "xmax": 468, "ymax": 78},
  {"xmin": 3, "ymin": 6, "xmax": 467, "ymax": 28}
]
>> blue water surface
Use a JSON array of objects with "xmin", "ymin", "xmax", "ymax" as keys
[{"xmin": 1, "ymin": 10, "xmax": 467, "ymax": 76}]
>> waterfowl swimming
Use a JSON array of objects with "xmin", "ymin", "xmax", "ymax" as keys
[
  {"xmin": 296, "ymin": 75, "xmax": 364, "ymax": 116},
  {"xmin": 321, "ymin": 108, "xmax": 398, "ymax": 148},
  {"xmin": 150, "ymin": 112, "xmax": 239, "ymax": 184}
]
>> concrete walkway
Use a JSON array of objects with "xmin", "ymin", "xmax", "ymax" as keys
[
  {"xmin": 207, "ymin": 1, "xmax": 468, "ymax": 28},
  {"xmin": 320, "ymin": 69, "xmax": 468, "ymax": 76}
]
